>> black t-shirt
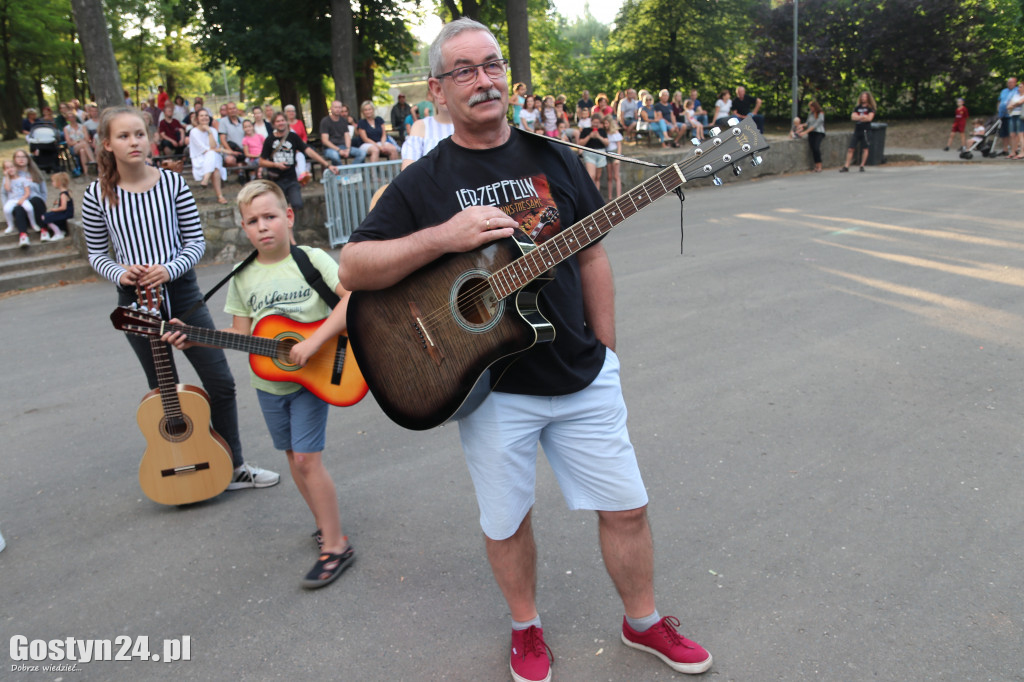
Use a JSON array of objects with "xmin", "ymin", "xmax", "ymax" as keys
[
  {"xmin": 260, "ymin": 131, "xmax": 308, "ymax": 184},
  {"xmin": 733, "ymin": 94, "xmax": 756, "ymax": 116},
  {"xmin": 319, "ymin": 115, "xmax": 351, "ymax": 149},
  {"xmin": 580, "ymin": 127, "xmax": 608, "ymax": 150},
  {"xmin": 853, "ymin": 105, "xmax": 874, "ymax": 134},
  {"xmin": 350, "ymin": 128, "xmax": 608, "ymax": 396}
]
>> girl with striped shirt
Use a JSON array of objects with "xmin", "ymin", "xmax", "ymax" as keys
[{"xmin": 82, "ymin": 106, "xmax": 279, "ymax": 491}]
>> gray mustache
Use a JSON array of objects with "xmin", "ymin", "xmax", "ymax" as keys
[{"xmin": 468, "ymin": 88, "xmax": 502, "ymax": 106}]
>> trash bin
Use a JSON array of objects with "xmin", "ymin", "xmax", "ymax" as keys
[{"xmin": 866, "ymin": 122, "xmax": 887, "ymax": 166}]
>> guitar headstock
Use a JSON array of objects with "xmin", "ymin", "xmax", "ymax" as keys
[
  {"xmin": 110, "ymin": 286, "xmax": 164, "ymax": 337},
  {"xmin": 678, "ymin": 117, "xmax": 769, "ymax": 184}
]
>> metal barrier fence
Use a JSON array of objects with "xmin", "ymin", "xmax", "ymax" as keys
[{"xmin": 322, "ymin": 160, "xmax": 402, "ymax": 247}]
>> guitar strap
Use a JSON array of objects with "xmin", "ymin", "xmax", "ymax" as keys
[{"xmin": 289, "ymin": 244, "xmax": 341, "ymax": 309}]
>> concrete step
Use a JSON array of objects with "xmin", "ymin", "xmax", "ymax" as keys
[{"xmin": 0, "ymin": 258, "xmax": 94, "ymax": 294}]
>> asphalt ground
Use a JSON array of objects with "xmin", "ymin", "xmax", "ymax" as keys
[{"xmin": 2, "ymin": 160, "xmax": 1023, "ymax": 681}]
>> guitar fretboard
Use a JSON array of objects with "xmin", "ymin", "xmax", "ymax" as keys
[
  {"xmin": 488, "ymin": 164, "xmax": 686, "ymax": 299},
  {"xmin": 150, "ymin": 337, "xmax": 185, "ymax": 422},
  {"xmin": 162, "ymin": 323, "xmax": 283, "ymax": 359}
]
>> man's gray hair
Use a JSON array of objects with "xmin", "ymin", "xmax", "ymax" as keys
[{"xmin": 429, "ymin": 17, "xmax": 500, "ymax": 78}]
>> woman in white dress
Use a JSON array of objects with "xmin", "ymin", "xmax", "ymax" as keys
[{"xmin": 188, "ymin": 109, "xmax": 229, "ymax": 203}]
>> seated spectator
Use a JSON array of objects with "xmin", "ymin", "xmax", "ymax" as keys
[
  {"xmin": 671, "ymin": 90, "xmax": 687, "ymax": 133},
  {"xmin": 577, "ymin": 89, "xmax": 595, "ymax": 119},
  {"xmin": 260, "ymin": 111, "xmax": 339, "ymax": 211},
  {"xmin": 617, "ymin": 88, "xmax": 639, "ymax": 141},
  {"xmin": 188, "ymin": 109, "xmax": 229, "ymax": 204},
  {"xmin": 639, "ymin": 93, "xmax": 670, "ymax": 146},
  {"xmin": 251, "ymin": 106, "xmax": 272, "ymax": 137},
  {"xmin": 688, "ymin": 88, "xmax": 709, "ymax": 126},
  {"xmin": 21, "ymin": 108, "xmax": 39, "ymax": 136},
  {"xmin": 682, "ymin": 99, "xmax": 705, "ymax": 141},
  {"xmin": 241, "ymin": 119, "xmax": 266, "ymax": 174},
  {"xmin": 594, "ymin": 93, "xmax": 614, "ymax": 117},
  {"xmin": 356, "ymin": 100, "xmax": 399, "ymax": 161},
  {"xmin": 389, "ymin": 93, "xmax": 412, "ymax": 145},
  {"xmin": 172, "ymin": 95, "xmax": 188, "ymax": 123},
  {"xmin": 156, "ymin": 102, "xmax": 187, "ymax": 156},
  {"xmin": 140, "ymin": 111, "xmax": 162, "ymax": 158},
  {"xmin": 217, "ymin": 101, "xmax": 246, "ymax": 167},
  {"xmin": 143, "ymin": 97, "xmax": 161, "ymax": 128},
  {"xmin": 654, "ymin": 89, "xmax": 683, "ymax": 146},
  {"xmin": 518, "ymin": 94, "xmax": 540, "ymax": 133},
  {"xmin": 83, "ymin": 104, "xmax": 101, "ymax": 149},
  {"xmin": 731, "ymin": 86, "xmax": 764, "ymax": 133},
  {"xmin": 712, "ymin": 89, "xmax": 732, "ymax": 128},
  {"xmin": 284, "ymin": 104, "xmax": 307, "ymax": 140},
  {"xmin": 539, "ymin": 95, "xmax": 559, "ymax": 137},
  {"xmin": 320, "ymin": 99, "xmax": 367, "ymax": 165}
]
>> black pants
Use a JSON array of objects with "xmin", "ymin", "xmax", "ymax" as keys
[
  {"xmin": 808, "ymin": 131, "xmax": 825, "ymax": 164},
  {"xmin": 13, "ymin": 197, "xmax": 46, "ymax": 235}
]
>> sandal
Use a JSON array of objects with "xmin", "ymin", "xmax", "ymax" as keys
[{"xmin": 301, "ymin": 543, "xmax": 355, "ymax": 589}]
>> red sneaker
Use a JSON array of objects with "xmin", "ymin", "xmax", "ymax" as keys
[
  {"xmin": 621, "ymin": 616, "xmax": 712, "ymax": 674},
  {"xmin": 510, "ymin": 625, "xmax": 552, "ymax": 682}
]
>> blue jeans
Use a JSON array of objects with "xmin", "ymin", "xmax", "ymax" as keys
[
  {"xmin": 324, "ymin": 145, "xmax": 366, "ymax": 165},
  {"xmin": 117, "ymin": 269, "xmax": 243, "ymax": 467},
  {"xmin": 650, "ymin": 119, "xmax": 669, "ymax": 142}
]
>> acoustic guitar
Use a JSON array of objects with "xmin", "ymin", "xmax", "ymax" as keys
[
  {"xmin": 345, "ymin": 118, "xmax": 769, "ymax": 430},
  {"xmin": 132, "ymin": 287, "xmax": 234, "ymax": 505},
  {"xmin": 110, "ymin": 308, "xmax": 368, "ymax": 408}
]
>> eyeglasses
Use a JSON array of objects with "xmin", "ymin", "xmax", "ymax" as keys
[{"xmin": 435, "ymin": 59, "xmax": 508, "ymax": 86}]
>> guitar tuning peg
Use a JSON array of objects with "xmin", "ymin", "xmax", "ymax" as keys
[
  {"xmin": 712, "ymin": 175, "xmax": 723, "ymax": 187},
  {"xmin": 751, "ymin": 155, "xmax": 763, "ymax": 167},
  {"xmin": 727, "ymin": 117, "xmax": 739, "ymax": 126},
  {"xmin": 709, "ymin": 127, "xmax": 721, "ymax": 137},
  {"xmin": 732, "ymin": 164, "xmax": 742, "ymax": 176},
  {"xmin": 690, "ymin": 138, "xmax": 700, "ymax": 146}
]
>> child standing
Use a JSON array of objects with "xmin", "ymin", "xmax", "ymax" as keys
[
  {"xmin": 945, "ymin": 97, "xmax": 969, "ymax": 151},
  {"xmin": 82, "ymin": 106, "xmax": 280, "ymax": 494},
  {"xmin": 166, "ymin": 180, "xmax": 355, "ymax": 589},
  {"xmin": 605, "ymin": 116, "xmax": 623, "ymax": 199},
  {"xmin": 41, "ymin": 171, "xmax": 72, "ymax": 242},
  {"xmin": 241, "ymin": 120, "xmax": 264, "ymax": 167}
]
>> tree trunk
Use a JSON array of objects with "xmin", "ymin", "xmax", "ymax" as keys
[
  {"xmin": 275, "ymin": 76, "xmax": 300, "ymax": 117},
  {"xmin": 308, "ymin": 79, "xmax": 327, "ymax": 137},
  {"xmin": 355, "ymin": 58, "xmax": 375, "ymax": 109},
  {"xmin": 506, "ymin": 0, "xmax": 531, "ymax": 92},
  {"xmin": 330, "ymin": 0, "xmax": 357, "ymax": 113},
  {"xmin": 69, "ymin": 0, "xmax": 124, "ymax": 109}
]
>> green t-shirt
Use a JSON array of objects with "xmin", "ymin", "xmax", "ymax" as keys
[{"xmin": 224, "ymin": 246, "xmax": 340, "ymax": 395}]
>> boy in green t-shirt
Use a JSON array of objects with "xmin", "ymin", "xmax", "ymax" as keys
[{"xmin": 164, "ymin": 180, "xmax": 354, "ymax": 589}]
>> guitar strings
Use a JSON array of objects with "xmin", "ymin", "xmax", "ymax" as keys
[{"xmin": 410, "ymin": 147, "xmax": 715, "ymax": 334}]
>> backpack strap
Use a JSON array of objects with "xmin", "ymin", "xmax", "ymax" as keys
[{"xmin": 290, "ymin": 244, "xmax": 340, "ymax": 309}]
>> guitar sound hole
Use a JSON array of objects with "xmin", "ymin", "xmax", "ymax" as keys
[
  {"xmin": 276, "ymin": 338, "xmax": 297, "ymax": 365},
  {"xmin": 455, "ymin": 276, "xmax": 499, "ymax": 326},
  {"xmin": 160, "ymin": 415, "xmax": 193, "ymax": 442}
]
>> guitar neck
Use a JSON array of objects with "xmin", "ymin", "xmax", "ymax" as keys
[
  {"xmin": 161, "ymin": 322, "xmax": 279, "ymax": 358},
  {"xmin": 488, "ymin": 164, "xmax": 686, "ymax": 298},
  {"xmin": 150, "ymin": 337, "xmax": 185, "ymax": 419}
]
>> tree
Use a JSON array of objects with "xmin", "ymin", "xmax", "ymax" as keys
[
  {"xmin": 506, "ymin": 0, "xmax": 531, "ymax": 92},
  {"xmin": 330, "ymin": 0, "xmax": 357, "ymax": 109},
  {"xmin": 70, "ymin": 0, "xmax": 124, "ymax": 108}
]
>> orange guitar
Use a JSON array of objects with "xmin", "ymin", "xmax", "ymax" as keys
[
  {"xmin": 132, "ymin": 288, "xmax": 234, "ymax": 505},
  {"xmin": 111, "ymin": 307, "xmax": 368, "ymax": 408}
]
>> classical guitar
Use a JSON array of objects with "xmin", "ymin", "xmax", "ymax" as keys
[
  {"xmin": 346, "ymin": 117, "xmax": 769, "ymax": 430},
  {"xmin": 110, "ymin": 309, "xmax": 368, "ymax": 408},
  {"xmin": 132, "ymin": 287, "xmax": 234, "ymax": 506}
]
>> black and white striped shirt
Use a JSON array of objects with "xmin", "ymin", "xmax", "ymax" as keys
[{"xmin": 82, "ymin": 169, "xmax": 206, "ymax": 285}]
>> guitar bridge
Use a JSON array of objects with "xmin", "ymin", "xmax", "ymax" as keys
[
  {"xmin": 160, "ymin": 462, "xmax": 212, "ymax": 477},
  {"xmin": 409, "ymin": 301, "xmax": 444, "ymax": 366}
]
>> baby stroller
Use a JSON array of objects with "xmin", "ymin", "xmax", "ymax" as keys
[
  {"xmin": 26, "ymin": 121, "xmax": 62, "ymax": 172},
  {"xmin": 960, "ymin": 115, "xmax": 1000, "ymax": 160}
]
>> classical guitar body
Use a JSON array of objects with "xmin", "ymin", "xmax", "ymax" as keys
[
  {"xmin": 136, "ymin": 383, "xmax": 234, "ymax": 506},
  {"xmin": 246, "ymin": 316, "xmax": 369, "ymax": 407},
  {"xmin": 347, "ymin": 234, "xmax": 554, "ymax": 431}
]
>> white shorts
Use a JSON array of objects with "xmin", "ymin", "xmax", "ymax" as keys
[{"xmin": 457, "ymin": 349, "xmax": 648, "ymax": 540}]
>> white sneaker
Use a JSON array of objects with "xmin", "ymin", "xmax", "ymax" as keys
[
  {"xmin": 40, "ymin": 231, "xmax": 50, "ymax": 242},
  {"xmin": 49, "ymin": 226, "xmax": 64, "ymax": 241},
  {"xmin": 228, "ymin": 463, "xmax": 281, "ymax": 490},
  {"xmin": 18, "ymin": 233, "xmax": 29, "ymax": 247},
  {"xmin": 3, "ymin": 226, "xmax": 13, "ymax": 235}
]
